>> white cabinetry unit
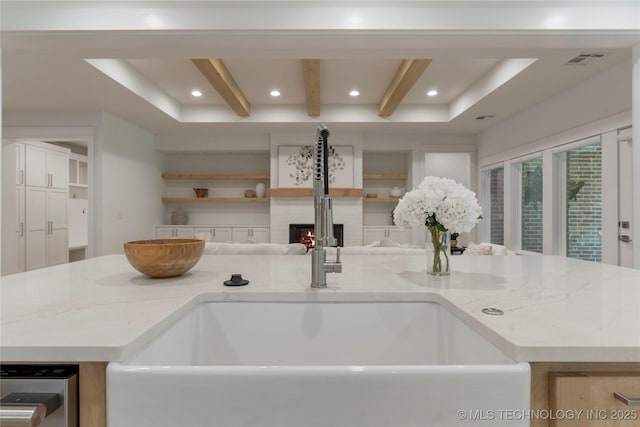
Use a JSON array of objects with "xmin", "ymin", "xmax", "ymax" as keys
[
  {"xmin": 22, "ymin": 142, "xmax": 69, "ymax": 270},
  {"xmin": 156, "ymin": 227, "xmax": 196, "ymax": 239},
  {"xmin": 363, "ymin": 226, "xmax": 412, "ymax": 245},
  {"xmin": 5, "ymin": 142, "xmax": 27, "ymax": 274},
  {"xmin": 25, "ymin": 187, "xmax": 69, "ymax": 270},
  {"xmin": 196, "ymin": 227, "xmax": 233, "ymax": 242},
  {"xmin": 231, "ymin": 227, "xmax": 270, "ymax": 243},
  {"xmin": 25, "ymin": 143, "xmax": 69, "ymax": 189},
  {"xmin": 155, "ymin": 226, "xmax": 268, "ymax": 243}
]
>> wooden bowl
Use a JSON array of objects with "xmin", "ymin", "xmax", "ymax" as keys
[{"xmin": 123, "ymin": 239, "xmax": 205, "ymax": 278}]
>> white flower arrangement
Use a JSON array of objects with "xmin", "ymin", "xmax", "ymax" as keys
[{"xmin": 393, "ymin": 176, "xmax": 483, "ymax": 234}]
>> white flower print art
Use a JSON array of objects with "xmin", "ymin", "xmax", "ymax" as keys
[{"xmin": 278, "ymin": 145, "xmax": 353, "ymax": 188}]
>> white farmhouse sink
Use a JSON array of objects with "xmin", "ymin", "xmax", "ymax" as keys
[{"xmin": 107, "ymin": 302, "xmax": 530, "ymax": 427}]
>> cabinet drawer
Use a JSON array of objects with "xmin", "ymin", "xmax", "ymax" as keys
[{"xmin": 550, "ymin": 372, "xmax": 640, "ymax": 427}]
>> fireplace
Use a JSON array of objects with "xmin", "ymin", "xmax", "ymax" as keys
[{"xmin": 289, "ymin": 224, "xmax": 344, "ymax": 249}]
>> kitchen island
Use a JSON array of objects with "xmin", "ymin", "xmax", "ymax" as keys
[{"xmin": 1, "ymin": 254, "xmax": 639, "ymax": 426}]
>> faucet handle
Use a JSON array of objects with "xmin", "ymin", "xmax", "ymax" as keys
[{"xmin": 336, "ymin": 246, "xmax": 341, "ymax": 263}]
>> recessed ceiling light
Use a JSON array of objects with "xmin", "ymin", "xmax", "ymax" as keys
[
  {"xmin": 191, "ymin": 90, "xmax": 202, "ymax": 97},
  {"xmin": 349, "ymin": 90, "xmax": 360, "ymax": 97},
  {"xmin": 427, "ymin": 90, "xmax": 438, "ymax": 97},
  {"xmin": 270, "ymin": 90, "xmax": 281, "ymax": 97}
]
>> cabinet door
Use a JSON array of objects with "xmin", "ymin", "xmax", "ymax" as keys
[
  {"xmin": 388, "ymin": 227, "xmax": 411, "ymax": 244},
  {"xmin": 25, "ymin": 187, "xmax": 48, "ymax": 270},
  {"xmin": 175, "ymin": 227, "xmax": 195, "ymax": 238},
  {"xmin": 363, "ymin": 227, "xmax": 387, "ymax": 245},
  {"xmin": 48, "ymin": 150, "xmax": 69, "ymax": 189},
  {"xmin": 17, "ymin": 186, "xmax": 26, "ymax": 272},
  {"xmin": 16, "ymin": 142, "xmax": 25, "ymax": 185},
  {"xmin": 25, "ymin": 145, "xmax": 48, "ymax": 188},
  {"xmin": 47, "ymin": 189, "xmax": 69, "ymax": 266},
  {"xmin": 551, "ymin": 372, "xmax": 640, "ymax": 427},
  {"xmin": 211, "ymin": 227, "xmax": 232, "ymax": 242},
  {"xmin": 232, "ymin": 228, "xmax": 252, "ymax": 242},
  {"xmin": 156, "ymin": 228, "xmax": 176, "ymax": 238},
  {"xmin": 250, "ymin": 227, "xmax": 270, "ymax": 243}
]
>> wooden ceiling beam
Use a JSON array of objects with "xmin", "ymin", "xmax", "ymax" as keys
[
  {"xmin": 302, "ymin": 59, "xmax": 321, "ymax": 117},
  {"xmin": 378, "ymin": 59, "xmax": 431, "ymax": 117},
  {"xmin": 191, "ymin": 58, "xmax": 250, "ymax": 117}
]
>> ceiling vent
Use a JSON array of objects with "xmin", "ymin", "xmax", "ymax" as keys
[
  {"xmin": 475, "ymin": 115, "xmax": 496, "ymax": 120},
  {"xmin": 565, "ymin": 53, "xmax": 605, "ymax": 66}
]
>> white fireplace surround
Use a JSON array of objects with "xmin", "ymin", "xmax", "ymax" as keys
[{"xmin": 269, "ymin": 132, "xmax": 364, "ymax": 246}]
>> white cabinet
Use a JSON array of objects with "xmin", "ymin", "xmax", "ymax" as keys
[
  {"xmin": 2, "ymin": 141, "xmax": 26, "ymax": 275},
  {"xmin": 196, "ymin": 227, "xmax": 233, "ymax": 242},
  {"xmin": 25, "ymin": 143, "xmax": 69, "ymax": 189},
  {"xmin": 155, "ymin": 226, "xmax": 268, "ymax": 243},
  {"xmin": 232, "ymin": 227, "xmax": 270, "ymax": 243},
  {"xmin": 25, "ymin": 186, "xmax": 68, "ymax": 270},
  {"xmin": 156, "ymin": 227, "xmax": 196, "ymax": 239},
  {"xmin": 3, "ymin": 141, "xmax": 69, "ymax": 274},
  {"xmin": 363, "ymin": 226, "xmax": 412, "ymax": 245}
]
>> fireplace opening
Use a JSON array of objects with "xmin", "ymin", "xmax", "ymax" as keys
[{"xmin": 289, "ymin": 224, "xmax": 344, "ymax": 250}]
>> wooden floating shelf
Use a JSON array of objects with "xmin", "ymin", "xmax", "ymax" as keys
[
  {"xmin": 363, "ymin": 174, "xmax": 407, "ymax": 180},
  {"xmin": 162, "ymin": 197, "xmax": 269, "ymax": 203},
  {"xmin": 364, "ymin": 197, "xmax": 400, "ymax": 203},
  {"xmin": 162, "ymin": 174, "xmax": 270, "ymax": 180},
  {"xmin": 270, "ymin": 188, "xmax": 363, "ymax": 197}
]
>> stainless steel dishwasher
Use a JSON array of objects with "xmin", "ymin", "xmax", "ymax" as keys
[{"xmin": 0, "ymin": 365, "xmax": 78, "ymax": 427}]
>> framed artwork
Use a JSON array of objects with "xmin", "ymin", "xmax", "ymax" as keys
[{"xmin": 278, "ymin": 145, "xmax": 354, "ymax": 188}]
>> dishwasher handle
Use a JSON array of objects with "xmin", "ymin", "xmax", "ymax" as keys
[{"xmin": 0, "ymin": 393, "xmax": 60, "ymax": 427}]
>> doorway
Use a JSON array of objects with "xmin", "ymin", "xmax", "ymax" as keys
[{"xmin": 1, "ymin": 129, "xmax": 94, "ymax": 275}]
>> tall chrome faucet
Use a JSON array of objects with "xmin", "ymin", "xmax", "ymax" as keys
[{"xmin": 311, "ymin": 124, "xmax": 342, "ymax": 288}]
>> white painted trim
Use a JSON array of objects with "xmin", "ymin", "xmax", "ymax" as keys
[{"xmin": 601, "ymin": 130, "xmax": 620, "ymax": 266}]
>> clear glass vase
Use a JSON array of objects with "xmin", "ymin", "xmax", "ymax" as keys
[{"xmin": 427, "ymin": 226, "xmax": 450, "ymax": 276}]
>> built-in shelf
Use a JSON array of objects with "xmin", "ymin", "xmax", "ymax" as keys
[
  {"xmin": 69, "ymin": 183, "xmax": 88, "ymax": 189},
  {"xmin": 363, "ymin": 174, "xmax": 407, "ymax": 180},
  {"xmin": 270, "ymin": 188, "xmax": 363, "ymax": 197},
  {"xmin": 162, "ymin": 197, "xmax": 269, "ymax": 203},
  {"xmin": 364, "ymin": 197, "xmax": 400, "ymax": 203},
  {"xmin": 162, "ymin": 174, "xmax": 270, "ymax": 180}
]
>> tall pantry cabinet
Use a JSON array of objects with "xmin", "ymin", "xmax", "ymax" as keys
[{"xmin": 2, "ymin": 142, "xmax": 70, "ymax": 274}]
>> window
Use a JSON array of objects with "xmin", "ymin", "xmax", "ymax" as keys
[
  {"xmin": 513, "ymin": 157, "xmax": 543, "ymax": 253},
  {"xmin": 481, "ymin": 166, "xmax": 504, "ymax": 245},
  {"xmin": 561, "ymin": 141, "xmax": 602, "ymax": 262}
]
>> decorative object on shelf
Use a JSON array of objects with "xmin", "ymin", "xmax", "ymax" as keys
[
  {"xmin": 244, "ymin": 189, "xmax": 256, "ymax": 198},
  {"xmin": 393, "ymin": 176, "xmax": 482, "ymax": 276},
  {"xmin": 450, "ymin": 232, "xmax": 459, "ymax": 248},
  {"xmin": 390, "ymin": 186, "xmax": 404, "ymax": 198},
  {"xmin": 123, "ymin": 238, "xmax": 205, "ymax": 278},
  {"xmin": 193, "ymin": 188, "xmax": 208, "ymax": 198},
  {"xmin": 366, "ymin": 193, "xmax": 378, "ymax": 198},
  {"xmin": 171, "ymin": 208, "xmax": 188, "ymax": 225},
  {"xmin": 255, "ymin": 182, "xmax": 266, "ymax": 198}
]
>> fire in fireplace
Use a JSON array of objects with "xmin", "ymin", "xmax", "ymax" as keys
[{"xmin": 289, "ymin": 224, "xmax": 344, "ymax": 250}]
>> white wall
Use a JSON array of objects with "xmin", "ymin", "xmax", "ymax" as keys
[
  {"xmin": 96, "ymin": 112, "xmax": 165, "ymax": 254},
  {"xmin": 478, "ymin": 60, "xmax": 632, "ymax": 165}
]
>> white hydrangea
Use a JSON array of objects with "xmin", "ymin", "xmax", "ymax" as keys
[{"xmin": 393, "ymin": 176, "xmax": 482, "ymax": 233}]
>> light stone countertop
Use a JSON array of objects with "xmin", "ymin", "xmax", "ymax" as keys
[{"xmin": 1, "ymin": 254, "xmax": 639, "ymax": 363}]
